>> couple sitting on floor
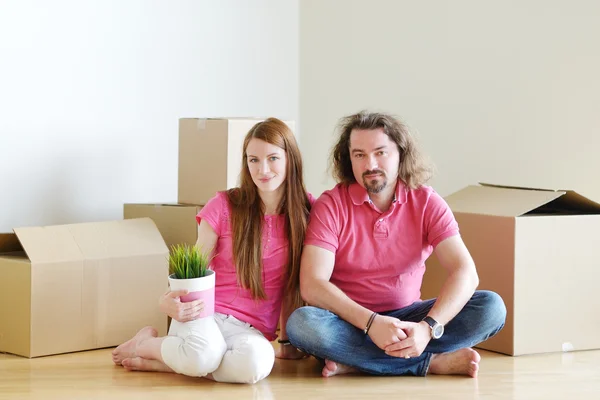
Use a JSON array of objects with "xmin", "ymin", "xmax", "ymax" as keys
[{"xmin": 112, "ymin": 111, "xmax": 506, "ymax": 383}]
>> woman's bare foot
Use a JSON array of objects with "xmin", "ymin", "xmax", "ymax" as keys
[
  {"xmin": 122, "ymin": 357, "xmax": 174, "ymax": 373},
  {"xmin": 428, "ymin": 348, "xmax": 481, "ymax": 378},
  {"xmin": 322, "ymin": 359, "xmax": 358, "ymax": 377},
  {"xmin": 112, "ymin": 326, "xmax": 158, "ymax": 365}
]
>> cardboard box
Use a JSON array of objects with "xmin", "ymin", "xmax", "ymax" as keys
[
  {"xmin": 0, "ymin": 218, "xmax": 169, "ymax": 358},
  {"xmin": 178, "ymin": 118, "xmax": 295, "ymax": 205},
  {"xmin": 124, "ymin": 203, "xmax": 202, "ymax": 249},
  {"xmin": 421, "ymin": 183, "xmax": 600, "ymax": 356}
]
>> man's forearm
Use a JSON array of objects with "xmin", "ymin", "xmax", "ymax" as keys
[
  {"xmin": 426, "ymin": 268, "xmax": 478, "ymax": 325},
  {"xmin": 304, "ymin": 279, "xmax": 373, "ymax": 330}
]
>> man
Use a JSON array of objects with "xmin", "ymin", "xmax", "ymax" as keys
[{"xmin": 286, "ymin": 111, "xmax": 506, "ymax": 378}]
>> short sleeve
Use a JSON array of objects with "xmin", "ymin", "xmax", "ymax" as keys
[
  {"xmin": 424, "ymin": 190, "xmax": 460, "ymax": 248},
  {"xmin": 304, "ymin": 192, "xmax": 339, "ymax": 254},
  {"xmin": 307, "ymin": 192, "xmax": 317, "ymax": 207},
  {"xmin": 196, "ymin": 192, "xmax": 226, "ymax": 237}
]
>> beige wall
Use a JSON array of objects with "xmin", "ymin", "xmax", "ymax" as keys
[{"xmin": 299, "ymin": 1, "xmax": 600, "ymax": 201}]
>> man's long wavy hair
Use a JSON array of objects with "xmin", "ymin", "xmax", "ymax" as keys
[
  {"xmin": 226, "ymin": 118, "xmax": 311, "ymax": 309},
  {"xmin": 330, "ymin": 111, "xmax": 433, "ymax": 189}
]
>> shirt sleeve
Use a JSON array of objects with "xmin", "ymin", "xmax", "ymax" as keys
[
  {"xmin": 307, "ymin": 192, "xmax": 317, "ymax": 207},
  {"xmin": 196, "ymin": 192, "xmax": 225, "ymax": 236},
  {"xmin": 304, "ymin": 192, "xmax": 339, "ymax": 254},
  {"xmin": 424, "ymin": 190, "xmax": 460, "ymax": 248}
]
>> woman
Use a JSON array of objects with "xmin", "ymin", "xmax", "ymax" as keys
[{"xmin": 112, "ymin": 118, "xmax": 314, "ymax": 384}]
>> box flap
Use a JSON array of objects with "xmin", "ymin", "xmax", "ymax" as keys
[
  {"xmin": 479, "ymin": 183, "xmax": 600, "ymax": 214},
  {"xmin": 67, "ymin": 218, "xmax": 168, "ymax": 259},
  {"xmin": 13, "ymin": 226, "xmax": 84, "ymax": 264},
  {"xmin": 13, "ymin": 218, "xmax": 168, "ymax": 263},
  {"xmin": 445, "ymin": 185, "xmax": 565, "ymax": 217},
  {"xmin": 479, "ymin": 183, "xmax": 555, "ymax": 191}
]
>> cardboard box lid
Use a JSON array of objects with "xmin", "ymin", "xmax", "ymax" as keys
[
  {"xmin": 445, "ymin": 183, "xmax": 600, "ymax": 217},
  {"xmin": 13, "ymin": 225, "xmax": 85, "ymax": 263},
  {"xmin": 12, "ymin": 218, "xmax": 167, "ymax": 263}
]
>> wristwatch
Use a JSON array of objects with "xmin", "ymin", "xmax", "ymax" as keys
[{"xmin": 422, "ymin": 316, "xmax": 444, "ymax": 339}]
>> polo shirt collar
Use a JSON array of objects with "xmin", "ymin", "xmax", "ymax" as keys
[{"xmin": 348, "ymin": 180, "xmax": 408, "ymax": 206}]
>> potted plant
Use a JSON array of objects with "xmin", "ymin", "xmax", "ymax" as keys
[{"xmin": 168, "ymin": 244, "xmax": 215, "ymax": 320}]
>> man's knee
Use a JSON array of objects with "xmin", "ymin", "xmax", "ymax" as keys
[
  {"xmin": 287, "ymin": 306, "xmax": 340, "ymax": 355},
  {"xmin": 287, "ymin": 306, "xmax": 324, "ymax": 346},
  {"xmin": 475, "ymin": 290, "xmax": 507, "ymax": 332},
  {"xmin": 286, "ymin": 306, "xmax": 310, "ymax": 335}
]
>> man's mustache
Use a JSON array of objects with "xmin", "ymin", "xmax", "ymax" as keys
[{"xmin": 363, "ymin": 170, "xmax": 385, "ymax": 178}]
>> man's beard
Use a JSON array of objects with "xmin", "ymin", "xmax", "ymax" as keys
[{"xmin": 362, "ymin": 170, "xmax": 387, "ymax": 194}]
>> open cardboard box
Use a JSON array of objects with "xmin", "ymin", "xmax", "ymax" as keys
[
  {"xmin": 421, "ymin": 183, "xmax": 600, "ymax": 356},
  {"xmin": 0, "ymin": 218, "xmax": 169, "ymax": 358}
]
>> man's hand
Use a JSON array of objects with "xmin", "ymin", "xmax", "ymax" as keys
[
  {"xmin": 367, "ymin": 315, "xmax": 408, "ymax": 350},
  {"xmin": 158, "ymin": 289, "xmax": 204, "ymax": 322},
  {"xmin": 383, "ymin": 321, "xmax": 431, "ymax": 358}
]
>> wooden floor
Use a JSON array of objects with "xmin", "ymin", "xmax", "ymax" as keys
[{"xmin": 1, "ymin": 344, "xmax": 599, "ymax": 400}]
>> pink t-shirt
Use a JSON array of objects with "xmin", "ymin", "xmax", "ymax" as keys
[
  {"xmin": 197, "ymin": 191, "xmax": 314, "ymax": 341},
  {"xmin": 305, "ymin": 181, "xmax": 459, "ymax": 312}
]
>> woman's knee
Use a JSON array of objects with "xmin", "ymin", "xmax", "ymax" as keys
[
  {"xmin": 165, "ymin": 337, "xmax": 227, "ymax": 377},
  {"xmin": 230, "ymin": 339, "xmax": 275, "ymax": 384}
]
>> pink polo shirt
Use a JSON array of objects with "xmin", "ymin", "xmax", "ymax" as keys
[
  {"xmin": 305, "ymin": 181, "xmax": 459, "ymax": 312},
  {"xmin": 197, "ymin": 191, "xmax": 314, "ymax": 340}
]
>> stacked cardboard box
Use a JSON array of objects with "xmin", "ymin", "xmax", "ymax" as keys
[
  {"xmin": 124, "ymin": 203, "xmax": 202, "ymax": 249},
  {"xmin": 124, "ymin": 118, "xmax": 295, "ymax": 248}
]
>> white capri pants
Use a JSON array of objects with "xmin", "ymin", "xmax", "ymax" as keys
[{"xmin": 161, "ymin": 312, "xmax": 275, "ymax": 384}]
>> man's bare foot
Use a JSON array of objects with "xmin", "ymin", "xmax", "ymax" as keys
[
  {"xmin": 322, "ymin": 359, "xmax": 358, "ymax": 377},
  {"xmin": 122, "ymin": 357, "xmax": 174, "ymax": 373},
  {"xmin": 428, "ymin": 348, "xmax": 481, "ymax": 378},
  {"xmin": 112, "ymin": 326, "xmax": 158, "ymax": 365}
]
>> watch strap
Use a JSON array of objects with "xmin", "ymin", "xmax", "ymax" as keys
[{"xmin": 422, "ymin": 316, "xmax": 438, "ymax": 328}]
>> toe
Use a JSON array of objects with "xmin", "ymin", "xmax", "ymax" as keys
[{"xmin": 121, "ymin": 358, "xmax": 136, "ymax": 370}]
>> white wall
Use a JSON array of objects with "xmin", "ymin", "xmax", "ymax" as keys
[
  {"xmin": 4, "ymin": 1, "xmax": 599, "ymax": 233},
  {"xmin": 299, "ymin": 0, "xmax": 600, "ymax": 202},
  {"xmin": 0, "ymin": 0, "xmax": 299, "ymax": 232}
]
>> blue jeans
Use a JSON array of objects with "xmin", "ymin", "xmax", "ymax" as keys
[{"xmin": 286, "ymin": 290, "xmax": 506, "ymax": 376}]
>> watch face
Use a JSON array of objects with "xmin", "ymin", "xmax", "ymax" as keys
[{"xmin": 433, "ymin": 324, "xmax": 444, "ymax": 339}]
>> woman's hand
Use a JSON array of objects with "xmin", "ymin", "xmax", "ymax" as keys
[{"xmin": 158, "ymin": 289, "xmax": 204, "ymax": 322}]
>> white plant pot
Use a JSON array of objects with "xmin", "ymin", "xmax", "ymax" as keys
[{"xmin": 168, "ymin": 269, "xmax": 215, "ymax": 318}]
